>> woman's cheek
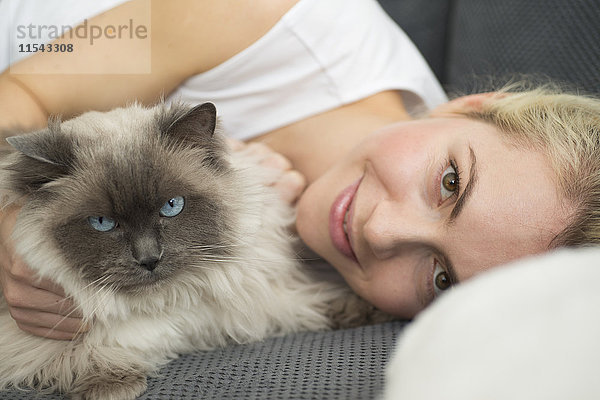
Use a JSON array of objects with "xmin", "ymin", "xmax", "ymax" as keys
[{"xmin": 361, "ymin": 262, "xmax": 425, "ymax": 318}]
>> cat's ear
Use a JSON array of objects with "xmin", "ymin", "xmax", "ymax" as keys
[
  {"xmin": 6, "ymin": 119, "xmax": 73, "ymax": 167},
  {"xmin": 160, "ymin": 103, "xmax": 229, "ymax": 170},
  {"xmin": 4, "ymin": 119, "xmax": 74, "ymax": 194},
  {"xmin": 160, "ymin": 102, "xmax": 217, "ymax": 145}
]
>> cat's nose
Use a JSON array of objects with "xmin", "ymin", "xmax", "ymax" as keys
[
  {"xmin": 139, "ymin": 255, "xmax": 160, "ymax": 271},
  {"xmin": 132, "ymin": 231, "xmax": 162, "ymax": 271}
]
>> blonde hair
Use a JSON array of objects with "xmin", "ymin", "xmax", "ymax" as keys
[{"xmin": 447, "ymin": 85, "xmax": 600, "ymax": 248}]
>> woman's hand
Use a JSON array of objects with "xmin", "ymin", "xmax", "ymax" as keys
[
  {"xmin": 0, "ymin": 205, "xmax": 86, "ymax": 340},
  {"xmin": 227, "ymin": 138, "xmax": 307, "ymax": 204}
]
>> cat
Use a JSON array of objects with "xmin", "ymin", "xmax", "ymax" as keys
[{"xmin": 0, "ymin": 102, "xmax": 392, "ymax": 400}]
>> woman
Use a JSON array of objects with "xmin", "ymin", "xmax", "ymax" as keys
[{"xmin": 0, "ymin": 0, "xmax": 598, "ymax": 340}]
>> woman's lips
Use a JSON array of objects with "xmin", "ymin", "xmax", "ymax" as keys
[{"xmin": 329, "ymin": 178, "xmax": 361, "ymax": 262}]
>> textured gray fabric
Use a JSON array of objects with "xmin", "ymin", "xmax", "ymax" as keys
[
  {"xmin": 446, "ymin": 0, "xmax": 600, "ymax": 93},
  {"xmin": 377, "ymin": 0, "xmax": 451, "ymax": 81},
  {"xmin": 0, "ymin": 321, "xmax": 407, "ymax": 400}
]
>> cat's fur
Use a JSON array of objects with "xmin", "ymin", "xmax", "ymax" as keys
[{"xmin": 0, "ymin": 103, "xmax": 391, "ymax": 399}]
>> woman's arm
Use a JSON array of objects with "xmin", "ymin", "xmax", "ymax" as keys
[
  {"xmin": 0, "ymin": 0, "xmax": 298, "ymax": 132},
  {"xmin": 0, "ymin": 74, "xmax": 48, "ymax": 133}
]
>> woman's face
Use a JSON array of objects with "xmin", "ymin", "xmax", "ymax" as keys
[{"xmin": 296, "ymin": 117, "xmax": 571, "ymax": 318}]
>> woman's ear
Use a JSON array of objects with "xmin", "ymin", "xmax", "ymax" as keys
[{"xmin": 430, "ymin": 92, "xmax": 503, "ymax": 117}]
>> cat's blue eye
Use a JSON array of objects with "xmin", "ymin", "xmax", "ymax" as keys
[
  {"xmin": 160, "ymin": 196, "xmax": 185, "ymax": 217},
  {"xmin": 88, "ymin": 216, "xmax": 117, "ymax": 232}
]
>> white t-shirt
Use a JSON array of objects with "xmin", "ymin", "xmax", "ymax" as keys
[{"xmin": 0, "ymin": 0, "xmax": 448, "ymax": 140}]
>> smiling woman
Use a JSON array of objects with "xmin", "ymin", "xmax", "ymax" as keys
[
  {"xmin": 0, "ymin": 0, "xmax": 599, "ymax": 343},
  {"xmin": 297, "ymin": 88, "xmax": 598, "ymax": 317}
]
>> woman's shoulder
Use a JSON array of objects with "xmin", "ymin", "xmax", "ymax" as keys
[
  {"xmin": 283, "ymin": 0, "xmax": 447, "ymax": 109},
  {"xmin": 0, "ymin": 0, "xmax": 300, "ymax": 118},
  {"xmin": 168, "ymin": 0, "xmax": 447, "ymax": 140}
]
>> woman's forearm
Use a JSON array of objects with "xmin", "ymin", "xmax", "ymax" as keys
[
  {"xmin": 0, "ymin": 73, "xmax": 49, "ymax": 135},
  {"xmin": 0, "ymin": 0, "xmax": 297, "ymax": 138}
]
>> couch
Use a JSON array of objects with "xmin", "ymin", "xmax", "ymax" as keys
[{"xmin": 4, "ymin": 0, "xmax": 599, "ymax": 399}]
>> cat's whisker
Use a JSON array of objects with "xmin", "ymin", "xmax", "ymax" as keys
[
  {"xmin": 51, "ymin": 274, "xmax": 113, "ymax": 316},
  {"xmin": 187, "ymin": 265, "xmax": 221, "ymax": 273},
  {"xmin": 70, "ymin": 287, "xmax": 114, "ymax": 339},
  {"xmin": 66, "ymin": 274, "xmax": 113, "ymax": 303},
  {"xmin": 44, "ymin": 275, "xmax": 116, "ymax": 337},
  {"xmin": 187, "ymin": 261, "xmax": 275, "ymax": 273},
  {"xmin": 86, "ymin": 283, "xmax": 116, "ymax": 321},
  {"xmin": 77, "ymin": 277, "xmax": 118, "ymax": 327},
  {"xmin": 187, "ymin": 243, "xmax": 242, "ymax": 250},
  {"xmin": 189, "ymin": 255, "xmax": 269, "ymax": 264},
  {"xmin": 51, "ymin": 274, "xmax": 119, "ymax": 336},
  {"xmin": 192, "ymin": 254, "xmax": 307, "ymax": 264},
  {"xmin": 186, "ymin": 261, "xmax": 270, "ymax": 273},
  {"xmin": 60, "ymin": 285, "xmax": 115, "ymax": 336},
  {"xmin": 78, "ymin": 274, "xmax": 113, "ymax": 295}
]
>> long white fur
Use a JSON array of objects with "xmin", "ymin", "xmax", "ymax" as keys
[
  {"xmin": 0, "ymin": 105, "xmax": 351, "ymax": 399},
  {"xmin": 382, "ymin": 247, "xmax": 600, "ymax": 400}
]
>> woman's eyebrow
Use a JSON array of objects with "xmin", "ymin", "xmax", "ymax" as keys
[
  {"xmin": 448, "ymin": 146, "xmax": 478, "ymax": 225},
  {"xmin": 445, "ymin": 256, "xmax": 460, "ymax": 284}
]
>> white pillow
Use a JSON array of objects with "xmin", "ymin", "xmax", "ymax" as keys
[{"xmin": 382, "ymin": 247, "xmax": 600, "ymax": 400}]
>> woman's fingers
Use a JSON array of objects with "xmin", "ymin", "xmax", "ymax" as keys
[
  {"xmin": 4, "ymin": 254, "xmax": 66, "ymax": 295},
  {"xmin": 252, "ymin": 146, "xmax": 293, "ymax": 170},
  {"xmin": 225, "ymin": 137, "xmax": 245, "ymax": 151},
  {"xmin": 3, "ymin": 278, "xmax": 87, "ymax": 340},
  {"xmin": 2, "ymin": 262, "xmax": 86, "ymax": 340},
  {"xmin": 10, "ymin": 307, "xmax": 88, "ymax": 340},
  {"xmin": 1, "ymin": 205, "xmax": 86, "ymax": 339},
  {"xmin": 3, "ymin": 275, "xmax": 81, "ymax": 317},
  {"xmin": 229, "ymin": 141, "xmax": 307, "ymax": 203},
  {"xmin": 1, "ymin": 246, "xmax": 79, "ymax": 316},
  {"xmin": 14, "ymin": 320, "xmax": 86, "ymax": 341},
  {"xmin": 273, "ymin": 170, "xmax": 307, "ymax": 204}
]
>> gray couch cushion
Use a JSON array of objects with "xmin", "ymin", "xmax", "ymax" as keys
[
  {"xmin": 446, "ymin": 0, "xmax": 600, "ymax": 94},
  {"xmin": 378, "ymin": 0, "xmax": 451, "ymax": 81},
  {"xmin": 1, "ymin": 321, "xmax": 407, "ymax": 400}
]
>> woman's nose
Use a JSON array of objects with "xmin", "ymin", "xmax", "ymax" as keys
[{"xmin": 362, "ymin": 199, "xmax": 435, "ymax": 260}]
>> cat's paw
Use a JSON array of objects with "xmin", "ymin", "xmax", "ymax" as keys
[{"xmin": 70, "ymin": 371, "xmax": 147, "ymax": 400}]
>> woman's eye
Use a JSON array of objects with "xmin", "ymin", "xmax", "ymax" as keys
[
  {"xmin": 433, "ymin": 262, "xmax": 452, "ymax": 297},
  {"xmin": 440, "ymin": 163, "xmax": 459, "ymax": 202},
  {"xmin": 88, "ymin": 216, "xmax": 117, "ymax": 232},
  {"xmin": 160, "ymin": 196, "xmax": 185, "ymax": 217}
]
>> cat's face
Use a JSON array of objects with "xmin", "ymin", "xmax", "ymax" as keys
[{"xmin": 5, "ymin": 103, "xmax": 241, "ymax": 294}]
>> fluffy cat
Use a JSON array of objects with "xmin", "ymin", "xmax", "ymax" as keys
[{"xmin": 0, "ymin": 102, "xmax": 390, "ymax": 400}]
